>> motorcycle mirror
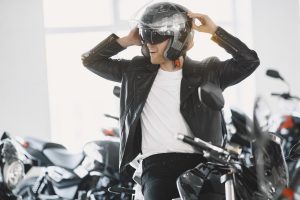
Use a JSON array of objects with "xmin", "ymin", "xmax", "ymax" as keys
[
  {"xmin": 266, "ymin": 69, "xmax": 292, "ymax": 96},
  {"xmin": 200, "ymin": 83, "xmax": 224, "ymax": 111},
  {"xmin": 266, "ymin": 69, "xmax": 284, "ymax": 81},
  {"xmin": 113, "ymin": 86, "xmax": 120, "ymax": 98},
  {"xmin": 287, "ymin": 142, "xmax": 300, "ymax": 161}
]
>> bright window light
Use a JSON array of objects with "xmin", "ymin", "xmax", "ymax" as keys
[{"xmin": 43, "ymin": 0, "xmax": 113, "ymax": 28}]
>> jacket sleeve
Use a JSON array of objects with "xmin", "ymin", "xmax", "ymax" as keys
[
  {"xmin": 81, "ymin": 33, "xmax": 131, "ymax": 82},
  {"xmin": 210, "ymin": 27, "xmax": 260, "ymax": 90}
]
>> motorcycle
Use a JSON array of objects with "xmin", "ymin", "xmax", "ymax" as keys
[
  {"xmin": 0, "ymin": 132, "xmax": 25, "ymax": 200},
  {"xmin": 255, "ymin": 69, "xmax": 300, "ymax": 184},
  {"xmin": 14, "ymin": 113, "xmax": 134, "ymax": 199},
  {"xmin": 172, "ymin": 82, "xmax": 290, "ymax": 200},
  {"xmin": 265, "ymin": 69, "xmax": 300, "ymax": 156},
  {"xmin": 175, "ymin": 96, "xmax": 289, "ymax": 200}
]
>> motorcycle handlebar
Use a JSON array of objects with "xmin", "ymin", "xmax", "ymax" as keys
[
  {"xmin": 104, "ymin": 114, "xmax": 119, "ymax": 121},
  {"xmin": 271, "ymin": 93, "xmax": 300, "ymax": 101},
  {"xmin": 177, "ymin": 134, "xmax": 243, "ymax": 172},
  {"xmin": 177, "ymin": 134, "xmax": 229, "ymax": 156},
  {"xmin": 271, "ymin": 93, "xmax": 282, "ymax": 97}
]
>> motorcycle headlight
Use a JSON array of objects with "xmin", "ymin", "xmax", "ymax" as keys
[{"xmin": 3, "ymin": 160, "xmax": 24, "ymax": 189}]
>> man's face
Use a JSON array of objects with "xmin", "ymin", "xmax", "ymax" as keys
[{"xmin": 146, "ymin": 39, "xmax": 170, "ymax": 64}]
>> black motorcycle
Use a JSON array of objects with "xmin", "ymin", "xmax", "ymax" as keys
[
  {"xmin": 0, "ymin": 132, "xmax": 25, "ymax": 200},
  {"xmin": 175, "ymin": 86, "xmax": 289, "ymax": 200},
  {"xmin": 14, "ymin": 119, "xmax": 134, "ymax": 199},
  {"xmin": 14, "ymin": 85, "xmax": 134, "ymax": 200},
  {"xmin": 177, "ymin": 126, "xmax": 288, "ymax": 199},
  {"xmin": 265, "ymin": 69, "xmax": 300, "ymax": 156},
  {"xmin": 255, "ymin": 69, "xmax": 300, "ymax": 185}
]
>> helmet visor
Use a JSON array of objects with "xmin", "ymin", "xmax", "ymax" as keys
[{"xmin": 139, "ymin": 28, "xmax": 171, "ymax": 44}]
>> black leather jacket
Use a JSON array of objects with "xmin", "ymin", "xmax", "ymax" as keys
[{"xmin": 81, "ymin": 27, "xmax": 260, "ymax": 172}]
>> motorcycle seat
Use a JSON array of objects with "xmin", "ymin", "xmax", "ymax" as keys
[
  {"xmin": 24, "ymin": 136, "xmax": 66, "ymax": 151},
  {"xmin": 43, "ymin": 148, "xmax": 84, "ymax": 170}
]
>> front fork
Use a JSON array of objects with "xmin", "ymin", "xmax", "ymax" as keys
[{"xmin": 221, "ymin": 173, "xmax": 236, "ymax": 200}]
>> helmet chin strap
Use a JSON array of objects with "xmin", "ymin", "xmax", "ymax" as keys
[
  {"xmin": 163, "ymin": 38, "xmax": 181, "ymax": 69},
  {"xmin": 174, "ymin": 59, "xmax": 181, "ymax": 69}
]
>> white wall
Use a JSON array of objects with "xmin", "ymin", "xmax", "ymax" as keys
[
  {"xmin": 252, "ymin": 0, "xmax": 300, "ymax": 106},
  {"xmin": 0, "ymin": 0, "xmax": 51, "ymax": 139}
]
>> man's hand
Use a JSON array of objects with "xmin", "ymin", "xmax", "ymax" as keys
[
  {"xmin": 117, "ymin": 27, "xmax": 142, "ymax": 48},
  {"xmin": 187, "ymin": 12, "xmax": 218, "ymax": 35}
]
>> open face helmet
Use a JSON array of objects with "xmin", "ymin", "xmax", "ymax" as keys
[{"xmin": 134, "ymin": 2, "xmax": 194, "ymax": 60}]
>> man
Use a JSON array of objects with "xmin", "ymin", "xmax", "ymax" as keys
[{"xmin": 81, "ymin": 2, "xmax": 259, "ymax": 199}]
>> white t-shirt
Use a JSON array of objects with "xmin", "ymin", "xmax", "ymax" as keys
[{"xmin": 140, "ymin": 68, "xmax": 195, "ymax": 159}]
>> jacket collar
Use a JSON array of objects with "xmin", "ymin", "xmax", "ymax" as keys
[
  {"xmin": 145, "ymin": 56, "xmax": 206, "ymax": 86},
  {"xmin": 182, "ymin": 56, "xmax": 206, "ymax": 86}
]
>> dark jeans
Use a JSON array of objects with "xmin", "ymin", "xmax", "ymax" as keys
[{"xmin": 141, "ymin": 153, "xmax": 206, "ymax": 200}]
